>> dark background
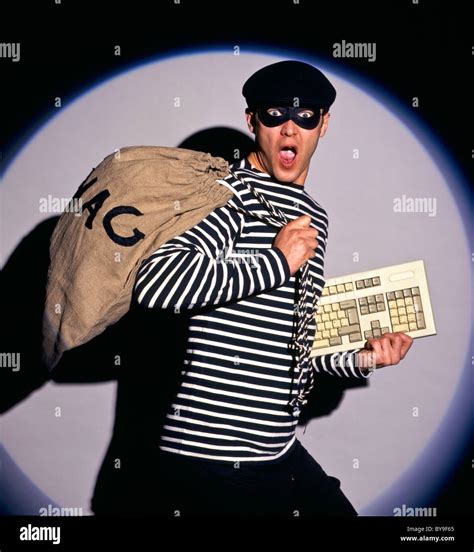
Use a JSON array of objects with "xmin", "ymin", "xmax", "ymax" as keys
[{"xmin": 1, "ymin": 0, "xmax": 471, "ymax": 520}]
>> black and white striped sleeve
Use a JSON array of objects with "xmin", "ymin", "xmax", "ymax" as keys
[
  {"xmin": 311, "ymin": 349, "xmax": 374, "ymax": 378},
  {"xmin": 133, "ymin": 200, "xmax": 291, "ymax": 311}
]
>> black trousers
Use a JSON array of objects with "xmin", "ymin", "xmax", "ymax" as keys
[{"xmin": 123, "ymin": 439, "xmax": 359, "ymax": 518}]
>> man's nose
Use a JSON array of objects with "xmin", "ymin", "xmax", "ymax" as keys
[{"xmin": 281, "ymin": 119, "xmax": 298, "ymax": 135}]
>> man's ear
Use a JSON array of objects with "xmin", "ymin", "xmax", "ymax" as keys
[
  {"xmin": 319, "ymin": 111, "xmax": 331, "ymax": 138},
  {"xmin": 246, "ymin": 110, "xmax": 257, "ymax": 134}
]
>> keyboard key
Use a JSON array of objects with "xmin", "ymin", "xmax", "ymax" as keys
[
  {"xmin": 337, "ymin": 284, "xmax": 345, "ymax": 293},
  {"xmin": 313, "ymin": 339, "xmax": 330, "ymax": 349},
  {"xmin": 387, "ymin": 292, "xmax": 396, "ymax": 301},
  {"xmin": 329, "ymin": 337, "xmax": 343, "ymax": 346},
  {"xmin": 360, "ymin": 306, "xmax": 369, "ymax": 315},
  {"xmin": 323, "ymin": 330, "xmax": 330, "ymax": 338},
  {"xmin": 356, "ymin": 280, "xmax": 364, "ymax": 289},
  {"xmin": 330, "ymin": 328, "xmax": 338, "ymax": 337},
  {"xmin": 339, "ymin": 300, "xmax": 357, "ymax": 309},
  {"xmin": 395, "ymin": 290, "xmax": 403, "ymax": 299},
  {"xmin": 369, "ymin": 304, "xmax": 377, "ymax": 313},
  {"xmin": 348, "ymin": 309, "xmax": 359, "ymax": 325},
  {"xmin": 403, "ymin": 289, "xmax": 412, "ymax": 297},
  {"xmin": 344, "ymin": 283, "xmax": 353, "ymax": 292},
  {"xmin": 371, "ymin": 320, "xmax": 381, "ymax": 328},
  {"xmin": 372, "ymin": 277, "xmax": 381, "ymax": 286},
  {"xmin": 350, "ymin": 333, "xmax": 362, "ymax": 342},
  {"xmin": 373, "ymin": 329, "xmax": 381, "ymax": 338},
  {"xmin": 413, "ymin": 296, "xmax": 423, "ymax": 312},
  {"xmin": 365, "ymin": 330, "xmax": 373, "ymax": 339},
  {"xmin": 381, "ymin": 327, "xmax": 389, "ymax": 334},
  {"xmin": 416, "ymin": 313, "xmax": 426, "ymax": 329},
  {"xmin": 364, "ymin": 279, "xmax": 372, "ymax": 287},
  {"xmin": 340, "ymin": 318, "xmax": 349, "ymax": 326},
  {"xmin": 329, "ymin": 286, "xmax": 337, "ymax": 294},
  {"xmin": 393, "ymin": 323, "xmax": 409, "ymax": 332},
  {"xmin": 411, "ymin": 287, "xmax": 420, "ymax": 295},
  {"xmin": 338, "ymin": 324, "xmax": 361, "ymax": 336},
  {"xmin": 375, "ymin": 294, "xmax": 384, "ymax": 302},
  {"xmin": 409, "ymin": 322, "xmax": 417, "ymax": 331},
  {"xmin": 367, "ymin": 296, "xmax": 376, "ymax": 305},
  {"xmin": 376, "ymin": 302, "xmax": 385, "ymax": 312},
  {"xmin": 359, "ymin": 297, "xmax": 368, "ymax": 306}
]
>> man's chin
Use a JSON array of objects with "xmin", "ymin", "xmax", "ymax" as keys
[
  {"xmin": 272, "ymin": 166, "xmax": 301, "ymax": 184},
  {"xmin": 271, "ymin": 154, "xmax": 305, "ymax": 182}
]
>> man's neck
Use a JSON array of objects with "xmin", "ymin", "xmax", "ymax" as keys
[{"xmin": 247, "ymin": 151, "xmax": 267, "ymax": 174}]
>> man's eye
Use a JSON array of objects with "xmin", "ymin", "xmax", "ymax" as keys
[
  {"xmin": 267, "ymin": 109, "xmax": 283, "ymax": 117},
  {"xmin": 298, "ymin": 110, "xmax": 314, "ymax": 119}
]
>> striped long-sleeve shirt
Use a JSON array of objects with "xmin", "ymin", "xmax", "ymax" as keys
[{"xmin": 133, "ymin": 157, "xmax": 372, "ymax": 464}]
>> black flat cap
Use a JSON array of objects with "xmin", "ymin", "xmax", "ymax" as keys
[{"xmin": 242, "ymin": 60, "xmax": 336, "ymax": 111}]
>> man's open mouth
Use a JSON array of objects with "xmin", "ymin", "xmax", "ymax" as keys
[{"xmin": 279, "ymin": 146, "xmax": 297, "ymax": 167}]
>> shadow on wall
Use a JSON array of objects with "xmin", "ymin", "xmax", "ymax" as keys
[{"xmin": 0, "ymin": 127, "xmax": 369, "ymax": 514}]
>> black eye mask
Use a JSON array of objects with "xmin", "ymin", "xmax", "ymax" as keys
[{"xmin": 256, "ymin": 106, "xmax": 322, "ymax": 130}]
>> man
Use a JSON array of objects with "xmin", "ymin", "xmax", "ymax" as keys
[{"xmin": 132, "ymin": 60, "xmax": 413, "ymax": 518}]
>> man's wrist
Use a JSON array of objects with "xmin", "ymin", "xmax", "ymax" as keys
[
  {"xmin": 271, "ymin": 246, "xmax": 291, "ymax": 280},
  {"xmin": 355, "ymin": 350, "xmax": 377, "ymax": 378}
]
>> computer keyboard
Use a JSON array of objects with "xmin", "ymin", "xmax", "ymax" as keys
[{"xmin": 310, "ymin": 260, "xmax": 436, "ymax": 357}]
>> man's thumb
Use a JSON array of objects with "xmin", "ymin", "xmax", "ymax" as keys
[{"xmin": 291, "ymin": 215, "xmax": 311, "ymax": 227}]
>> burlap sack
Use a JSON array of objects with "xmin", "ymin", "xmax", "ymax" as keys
[{"xmin": 42, "ymin": 146, "xmax": 234, "ymax": 370}]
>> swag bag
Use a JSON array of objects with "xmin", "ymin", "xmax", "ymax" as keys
[{"xmin": 42, "ymin": 146, "xmax": 234, "ymax": 370}]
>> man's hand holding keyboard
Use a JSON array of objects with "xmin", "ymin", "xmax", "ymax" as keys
[{"xmin": 356, "ymin": 332, "xmax": 414, "ymax": 373}]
